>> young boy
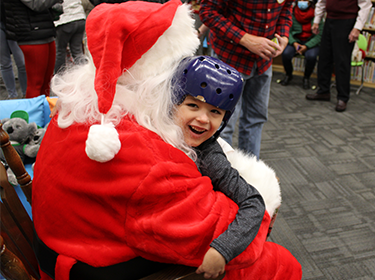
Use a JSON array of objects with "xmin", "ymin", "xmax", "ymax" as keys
[{"xmin": 172, "ymin": 55, "xmax": 266, "ymax": 278}]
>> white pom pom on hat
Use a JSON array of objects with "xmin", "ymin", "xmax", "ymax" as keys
[
  {"xmin": 84, "ymin": 0, "xmax": 183, "ymax": 162},
  {"xmin": 85, "ymin": 117, "xmax": 121, "ymax": 163}
]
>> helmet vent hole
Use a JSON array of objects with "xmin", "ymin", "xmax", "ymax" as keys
[
  {"xmin": 200, "ymin": 82, "xmax": 207, "ymax": 88},
  {"xmin": 215, "ymin": 64, "xmax": 220, "ymax": 69},
  {"xmin": 199, "ymin": 56, "xmax": 205, "ymax": 61},
  {"xmin": 229, "ymin": 94, "xmax": 234, "ymax": 100},
  {"xmin": 183, "ymin": 69, "xmax": 188, "ymax": 75},
  {"xmin": 216, "ymin": 88, "xmax": 222, "ymax": 94},
  {"xmin": 227, "ymin": 69, "xmax": 232, "ymax": 74}
]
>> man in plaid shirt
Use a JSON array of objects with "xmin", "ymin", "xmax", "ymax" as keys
[{"xmin": 200, "ymin": 0, "xmax": 293, "ymax": 159}]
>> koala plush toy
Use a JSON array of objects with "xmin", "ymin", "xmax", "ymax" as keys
[{"xmin": 0, "ymin": 110, "xmax": 45, "ymax": 185}]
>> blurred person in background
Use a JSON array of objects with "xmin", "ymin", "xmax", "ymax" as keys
[
  {"xmin": 54, "ymin": 0, "xmax": 87, "ymax": 74},
  {"xmin": 81, "ymin": 0, "xmax": 94, "ymax": 17},
  {"xmin": 199, "ymin": 0, "xmax": 294, "ymax": 159},
  {"xmin": 279, "ymin": 0, "xmax": 323, "ymax": 89},
  {"xmin": 2, "ymin": 0, "xmax": 62, "ymax": 98},
  {"xmin": 0, "ymin": 1, "xmax": 27, "ymax": 99},
  {"xmin": 306, "ymin": 0, "xmax": 372, "ymax": 112}
]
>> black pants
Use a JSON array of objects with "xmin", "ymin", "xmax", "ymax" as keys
[
  {"xmin": 317, "ymin": 18, "xmax": 356, "ymax": 102},
  {"xmin": 54, "ymin": 19, "xmax": 87, "ymax": 73},
  {"xmin": 33, "ymin": 229, "xmax": 170, "ymax": 280}
]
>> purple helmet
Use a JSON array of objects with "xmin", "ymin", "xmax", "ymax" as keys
[{"xmin": 172, "ymin": 56, "xmax": 243, "ymax": 134}]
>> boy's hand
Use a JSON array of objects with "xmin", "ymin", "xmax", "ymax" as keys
[{"xmin": 196, "ymin": 247, "xmax": 226, "ymax": 279}]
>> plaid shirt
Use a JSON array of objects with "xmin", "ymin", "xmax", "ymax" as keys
[{"xmin": 199, "ymin": 0, "xmax": 293, "ymax": 75}]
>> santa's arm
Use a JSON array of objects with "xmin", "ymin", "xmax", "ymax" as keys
[{"xmin": 125, "ymin": 160, "xmax": 269, "ymax": 269}]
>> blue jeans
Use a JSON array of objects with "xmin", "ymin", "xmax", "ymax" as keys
[
  {"xmin": 0, "ymin": 22, "xmax": 27, "ymax": 97},
  {"xmin": 221, "ymin": 64, "xmax": 272, "ymax": 159}
]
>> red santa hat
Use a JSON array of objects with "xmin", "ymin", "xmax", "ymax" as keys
[{"xmin": 84, "ymin": 0, "xmax": 197, "ymax": 162}]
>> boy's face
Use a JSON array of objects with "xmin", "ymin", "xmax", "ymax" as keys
[{"xmin": 175, "ymin": 95, "xmax": 226, "ymax": 147}]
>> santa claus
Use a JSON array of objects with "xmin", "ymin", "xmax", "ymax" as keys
[{"xmin": 32, "ymin": 0, "xmax": 302, "ymax": 279}]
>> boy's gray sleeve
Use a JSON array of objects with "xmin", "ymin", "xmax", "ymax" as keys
[{"xmin": 196, "ymin": 140, "xmax": 265, "ymax": 263}]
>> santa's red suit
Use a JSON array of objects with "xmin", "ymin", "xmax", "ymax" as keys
[
  {"xmin": 33, "ymin": 115, "xmax": 302, "ymax": 280},
  {"xmin": 32, "ymin": 1, "xmax": 302, "ymax": 279}
]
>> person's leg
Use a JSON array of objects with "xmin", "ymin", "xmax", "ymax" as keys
[
  {"xmin": 316, "ymin": 18, "xmax": 334, "ymax": 95},
  {"xmin": 41, "ymin": 41, "xmax": 56, "ymax": 97},
  {"xmin": 280, "ymin": 44, "xmax": 295, "ymax": 86},
  {"xmin": 281, "ymin": 44, "xmax": 295, "ymax": 76},
  {"xmin": 238, "ymin": 66, "xmax": 272, "ymax": 159},
  {"xmin": 55, "ymin": 24, "xmax": 72, "ymax": 73},
  {"xmin": 220, "ymin": 82, "xmax": 244, "ymax": 146},
  {"xmin": 20, "ymin": 43, "xmax": 54, "ymax": 98},
  {"xmin": 193, "ymin": 13, "xmax": 204, "ymax": 55},
  {"xmin": 0, "ymin": 24, "xmax": 18, "ymax": 98},
  {"xmin": 8, "ymin": 39, "xmax": 27, "ymax": 96},
  {"xmin": 217, "ymin": 54, "xmax": 250, "ymax": 146},
  {"xmin": 68, "ymin": 20, "xmax": 86, "ymax": 65},
  {"xmin": 332, "ymin": 18, "xmax": 355, "ymax": 104},
  {"xmin": 303, "ymin": 46, "xmax": 319, "ymax": 79}
]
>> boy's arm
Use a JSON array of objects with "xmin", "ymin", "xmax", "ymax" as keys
[{"xmin": 196, "ymin": 139, "xmax": 265, "ymax": 263}]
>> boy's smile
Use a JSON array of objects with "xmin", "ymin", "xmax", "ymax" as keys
[{"xmin": 175, "ymin": 95, "xmax": 225, "ymax": 147}]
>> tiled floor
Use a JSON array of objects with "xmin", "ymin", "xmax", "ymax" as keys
[{"xmin": 261, "ymin": 72, "xmax": 375, "ymax": 280}]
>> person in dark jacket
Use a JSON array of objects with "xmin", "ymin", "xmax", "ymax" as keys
[{"xmin": 2, "ymin": 0, "xmax": 62, "ymax": 98}]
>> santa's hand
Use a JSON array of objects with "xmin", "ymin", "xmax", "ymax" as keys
[{"xmin": 196, "ymin": 247, "xmax": 226, "ymax": 279}]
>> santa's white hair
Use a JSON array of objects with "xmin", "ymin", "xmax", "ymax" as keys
[{"xmin": 51, "ymin": 3, "xmax": 200, "ymax": 159}]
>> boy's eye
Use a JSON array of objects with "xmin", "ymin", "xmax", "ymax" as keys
[
  {"xmin": 211, "ymin": 109, "xmax": 222, "ymax": 115},
  {"xmin": 187, "ymin": 103, "xmax": 198, "ymax": 108}
]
